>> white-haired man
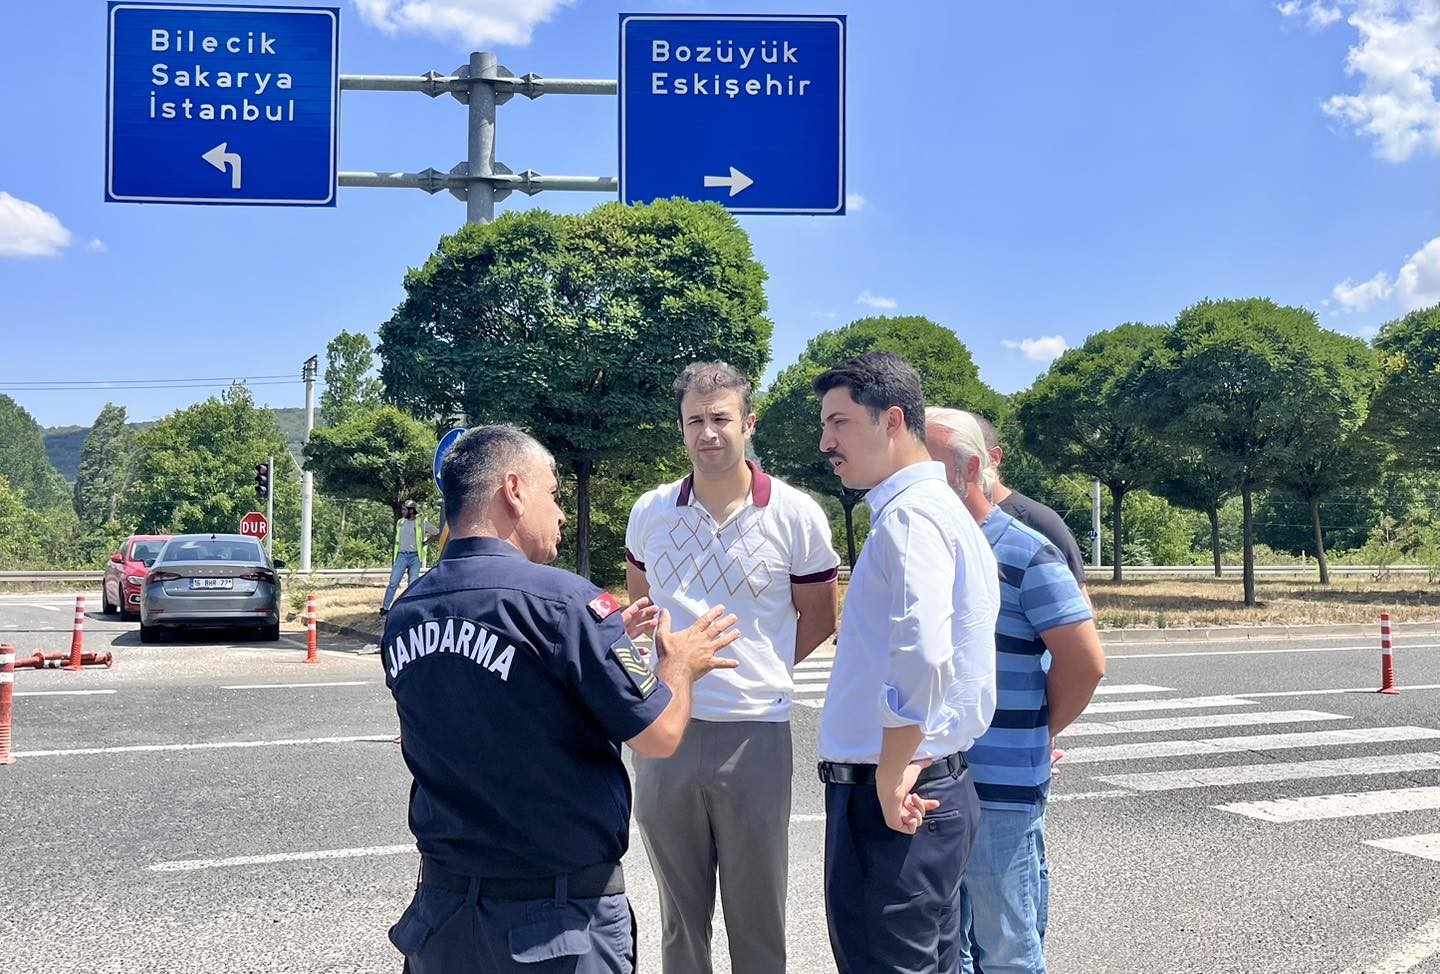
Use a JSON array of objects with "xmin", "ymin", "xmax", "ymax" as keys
[{"xmin": 926, "ymin": 407, "xmax": 1106, "ymax": 974}]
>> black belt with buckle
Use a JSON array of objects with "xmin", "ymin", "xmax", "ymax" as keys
[
  {"xmin": 817, "ymin": 751, "xmax": 967, "ymax": 786},
  {"xmin": 419, "ymin": 858, "xmax": 625, "ymax": 901}
]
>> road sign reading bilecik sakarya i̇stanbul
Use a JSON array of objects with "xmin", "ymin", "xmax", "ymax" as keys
[
  {"xmin": 106, "ymin": 2, "xmax": 339, "ymax": 206},
  {"xmin": 619, "ymin": 13, "xmax": 846, "ymax": 215}
]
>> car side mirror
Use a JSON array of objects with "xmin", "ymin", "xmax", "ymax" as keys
[
  {"xmin": 273, "ymin": 560, "xmax": 287, "ymax": 569},
  {"xmin": 110, "ymin": 553, "xmax": 124, "ymax": 563}
]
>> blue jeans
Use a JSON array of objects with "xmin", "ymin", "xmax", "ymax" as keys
[
  {"xmin": 958, "ymin": 795, "xmax": 1049, "ymax": 974},
  {"xmin": 383, "ymin": 551, "xmax": 421, "ymax": 610}
]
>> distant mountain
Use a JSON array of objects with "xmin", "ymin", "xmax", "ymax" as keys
[{"xmin": 44, "ymin": 407, "xmax": 309, "ymax": 481}]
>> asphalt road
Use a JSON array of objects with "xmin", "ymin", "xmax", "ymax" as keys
[{"xmin": 2, "ymin": 592, "xmax": 1438, "ymax": 973}]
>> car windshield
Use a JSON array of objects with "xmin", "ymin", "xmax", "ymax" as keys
[
  {"xmin": 163, "ymin": 539, "xmax": 264, "ymax": 563},
  {"xmin": 130, "ymin": 541, "xmax": 165, "ymax": 563}
]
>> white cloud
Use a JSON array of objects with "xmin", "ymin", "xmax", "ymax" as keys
[
  {"xmin": 1396, "ymin": 235, "xmax": 1440, "ymax": 310},
  {"xmin": 810, "ymin": 310, "xmax": 838, "ymax": 319},
  {"xmin": 0, "ymin": 191, "xmax": 72, "ymax": 257},
  {"xmin": 1291, "ymin": 0, "xmax": 1440, "ymax": 162},
  {"xmin": 1002, "ymin": 335, "xmax": 1069, "ymax": 363},
  {"xmin": 1332, "ymin": 269, "xmax": 1395, "ymax": 310},
  {"xmin": 352, "ymin": 0, "xmax": 573, "ymax": 47},
  {"xmin": 87, "ymin": 238, "xmax": 107, "ymax": 253},
  {"xmin": 845, "ymin": 192, "xmax": 868, "ymax": 212},
  {"xmin": 856, "ymin": 290, "xmax": 898, "ymax": 310},
  {"xmin": 1331, "ymin": 235, "xmax": 1440, "ymax": 315}
]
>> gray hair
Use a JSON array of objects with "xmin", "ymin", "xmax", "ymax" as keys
[
  {"xmin": 440, "ymin": 424, "xmax": 555, "ymax": 525},
  {"xmin": 925, "ymin": 407, "xmax": 997, "ymax": 501}
]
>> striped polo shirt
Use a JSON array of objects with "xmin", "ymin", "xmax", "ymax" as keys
[{"xmin": 969, "ymin": 507, "xmax": 1093, "ymax": 809}]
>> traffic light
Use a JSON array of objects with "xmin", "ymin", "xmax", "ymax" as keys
[{"xmin": 255, "ymin": 463, "xmax": 270, "ymax": 501}]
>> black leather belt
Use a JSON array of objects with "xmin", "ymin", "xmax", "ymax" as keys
[
  {"xmin": 419, "ymin": 858, "xmax": 625, "ymax": 901},
  {"xmin": 817, "ymin": 751, "xmax": 967, "ymax": 786}
]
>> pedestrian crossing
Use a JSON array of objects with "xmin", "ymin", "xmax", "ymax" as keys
[{"xmin": 790, "ymin": 654, "xmax": 1440, "ymax": 864}]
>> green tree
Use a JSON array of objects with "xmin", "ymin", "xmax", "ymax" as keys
[
  {"xmin": 1127, "ymin": 298, "xmax": 1366, "ymax": 605},
  {"xmin": 1147, "ymin": 451, "xmax": 1235, "ymax": 577},
  {"xmin": 379, "ymin": 200, "xmax": 771, "ymax": 579},
  {"xmin": 755, "ymin": 315, "xmax": 1003, "ymax": 565},
  {"xmin": 303, "ymin": 405, "xmax": 438, "ymax": 516},
  {"xmin": 73, "ymin": 403, "xmax": 135, "ymax": 528},
  {"xmin": 0, "ymin": 475, "xmax": 50, "ymax": 567},
  {"xmin": 320, "ymin": 329, "xmax": 384, "ymax": 427},
  {"xmin": 1365, "ymin": 304, "xmax": 1440, "ymax": 472},
  {"xmin": 1015, "ymin": 323, "xmax": 1169, "ymax": 582},
  {"xmin": 0, "ymin": 394, "xmax": 71, "ymax": 512},
  {"xmin": 121, "ymin": 384, "xmax": 299, "ymax": 540}
]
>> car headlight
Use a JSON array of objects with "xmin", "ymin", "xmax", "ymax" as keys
[{"xmin": 126, "ymin": 575, "xmax": 145, "ymax": 586}]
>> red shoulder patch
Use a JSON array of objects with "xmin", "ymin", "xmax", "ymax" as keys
[{"xmin": 587, "ymin": 591, "xmax": 622, "ymax": 622}]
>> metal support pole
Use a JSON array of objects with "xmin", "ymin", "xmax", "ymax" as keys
[
  {"xmin": 300, "ymin": 355, "xmax": 318, "ymax": 573},
  {"xmin": 267, "ymin": 453, "xmax": 275, "ymax": 558},
  {"xmin": 1092, "ymin": 478, "xmax": 1103, "ymax": 567},
  {"xmin": 467, "ymin": 52, "xmax": 498, "ymax": 224}
]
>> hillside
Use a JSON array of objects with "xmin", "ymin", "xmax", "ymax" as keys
[{"xmin": 44, "ymin": 407, "xmax": 309, "ymax": 481}]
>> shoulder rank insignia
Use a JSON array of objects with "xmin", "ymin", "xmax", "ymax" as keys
[
  {"xmin": 609, "ymin": 633, "xmax": 658, "ymax": 698},
  {"xmin": 588, "ymin": 591, "xmax": 622, "ymax": 622}
]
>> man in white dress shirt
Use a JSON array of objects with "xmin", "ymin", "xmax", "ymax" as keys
[{"xmin": 812, "ymin": 351, "xmax": 1000, "ymax": 974}]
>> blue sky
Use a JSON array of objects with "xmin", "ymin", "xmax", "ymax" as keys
[{"xmin": 2, "ymin": 0, "xmax": 1437, "ymax": 429}]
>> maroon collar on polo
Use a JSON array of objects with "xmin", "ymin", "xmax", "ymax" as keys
[{"xmin": 676, "ymin": 459, "xmax": 772, "ymax": 508}]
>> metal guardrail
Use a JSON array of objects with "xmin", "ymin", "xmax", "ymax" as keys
[{"xmin": 0, "ymin": 565, "xmax": 1432, "ymax": 585}]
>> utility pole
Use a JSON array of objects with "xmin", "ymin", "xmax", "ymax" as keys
[
  {"xmin": 1092, "ymin": 478, "xmax": 1103, "ymax": 568},
  {"xmin": 300, "ymin": 355, "xmax": 319, "ymax": 572},
  {"xmin": 266, "ymin": 453, "xmax": 275, "ymax": 559}
]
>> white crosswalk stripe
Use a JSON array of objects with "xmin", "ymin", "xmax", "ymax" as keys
[
  {"xmin": 1364, "ymin": 832, "xmax": 1440, "ymax": 862},
  {"xmin": 1218, "ymin": 786, "xmax": 1440, "ymax": 824},
  {"xmin": 1090, "ymin": 683, "xmax": 1175, "ymax": 696},
  {"xmin": 1081, "ymin": 695, "xmax": 1255, "ymax": 714},
  {"xmin": 1065, "ymin": 710, "xmax": 1349, "ymax": 736},
  {"xmin": 1064, "ymin": 726, "xmax": 1440, "ymax": 764},
  {"xmin": 1096, "ymin": 750, "xmax": 1440, "ymax": 792}
]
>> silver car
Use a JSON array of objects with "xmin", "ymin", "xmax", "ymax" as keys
[{"xmin": 140, "ymin": 533, "xmax": 284, "ymax": 643}]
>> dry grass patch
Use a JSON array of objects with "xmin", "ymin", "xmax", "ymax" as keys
[{"xmin": 1089, "ymin": 576, "xmax": 1440, "ymax": 630}]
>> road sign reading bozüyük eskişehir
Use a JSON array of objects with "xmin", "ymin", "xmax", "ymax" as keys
[
  {"xmin": 619, "ymin": 14, "xmax": 846, "ymax": 215},
  {"xmin": 106, "ymin": 2, "xmax": 339, "ymax": 205}
]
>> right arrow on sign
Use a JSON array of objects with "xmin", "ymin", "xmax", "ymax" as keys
[
  {"xmin": 202, "ymin": 142, "xmax": 244, "ymax": 190},
  {"xmin": 703, "ymin": 167, "xmax": 754, "ymax": 197}
]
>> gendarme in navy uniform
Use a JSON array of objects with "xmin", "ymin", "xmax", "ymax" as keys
[{"xmin": 384, "ymin": 424, "xmax": 739, "ymax": 974}]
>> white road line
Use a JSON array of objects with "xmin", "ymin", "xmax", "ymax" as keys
[
  {"xmin": 33, "ymin": 604, "xmax": 61, "ymax": 612},
  {"xmin": 14, "ymin": 689, "xmax": 118, "ymax": 698},
  {"xmin": 221, "ymin": 681, "xmax": 370, "ymax": 690},
  {"xmin": 1090, "ymin": 684, "xmax": 1175, "ymax": 695},
  {"xmin": 1244, "ymin": 684, "xmax": 1440, "ymax": 698},
  {"xmin": 1217, "ymin": 785, "xmax": 1440, "ymax": 823},
  {"xmin": 1064, "ymin": 726, "xmax": 1440, "ymax": 764},
  {"xmin": 1365, "ymin": 833, "xmax": 1440, "ymax": 863},
  {"xmin": 792, "ymin": 671, "xmax": 832, "ymax": 683},
  {"xmin": 1099, "ymin": 751, "xmax": 1440, "ymax": 792},
  {"xmin": 1063, "ymin": 710, "xmax": 1349, "ymax": 737},
  {"xmin": 794, "ymin": 699, "xmax": 825, "ymax": 709},
  {"xmin": 150, "ymin": 844, "xmax": 417, "ymax": 872},
  {"xmin": 14, "ymin": 735, "xmax": 395, "ymax": 758},
  {"xmin": 1050, "ymin": 789, "xmax": 1133, "ymax": 803},
  {"xmin": 1109, "ymin": 642, "xmax": 1440, "ymax": 660},
  {"xmin": 1341, "ymin": 913, "xmax": 1440, "ymax": 974},
  {"xmin": 1083, "ymin": 695, "xmax": 1255, "ymax": 714}
]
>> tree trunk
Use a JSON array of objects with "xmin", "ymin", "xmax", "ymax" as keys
[
  {"xmin": 1110, "ymin": 485, "xmax": 1126, "ymax": 583},
  {"xmin": 335, "ymin": 502, "xmax": 347, "ymax": 561},
  {"xmin": 1207, "ymin": 505, "xmax": 1221, "ymax": 578},
  {"xmin": 841, "ymin": 495, "xmax": 857, "ymax": 569},
  {"xmin": 1242, "ymin": 480, "xmax": 1256, "ymax": 607},
  {"xmin": 575, "ymin": 458, "xmax": 594, "ymax": 580},
  {"xmin": 1310, "ymin": 497, "xmax": 1330, "ymax": 585}
]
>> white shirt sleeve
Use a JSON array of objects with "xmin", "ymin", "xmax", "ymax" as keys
[
  {"xmin": 788, "ymin": 493, "xmax": 841, "ymax": 580},
  {"xmin": 874, "ymin": 508, "xmax": 958, "ymax": 733},
  {"xmin": 624, "ymin": 492, "xmax": 650, "ymax": 571}
]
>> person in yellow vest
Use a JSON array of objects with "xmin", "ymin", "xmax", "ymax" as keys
[{"xmin": 380, "ymin": 500, "xmax": 439, "ymax": 616}]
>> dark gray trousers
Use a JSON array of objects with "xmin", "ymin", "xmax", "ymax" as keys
[{"xmin": 634, "ymin": 719, "xmax": 793, "ymax": 974}]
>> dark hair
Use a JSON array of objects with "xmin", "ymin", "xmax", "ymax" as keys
[
  {"xmin": 440, "ymin": 424, "xmax": 553, "ymax": 525},
  {"xmin": 812, "ymin": 351, "xmax": 927, "ymax": 440},
  {"xmin": 972, "ymin": 414, "xmax": 999, "ymax": 452},
  {"xmin": 673, "ymin": 361, "xmax": 753, "ymax": 419}
]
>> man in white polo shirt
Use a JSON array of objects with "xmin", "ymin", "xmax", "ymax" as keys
[{"xmin": 626, "ymin": 361, "xmax": 840, "ymax": 974}]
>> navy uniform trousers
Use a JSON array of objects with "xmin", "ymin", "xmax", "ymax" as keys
[
  {"xmin": 391, "ymin": 870, "xmax": 635, "ymax": 973},
  {"xmin": 823, "ymin": 763, "xmax": 981, "ymax": 974}
]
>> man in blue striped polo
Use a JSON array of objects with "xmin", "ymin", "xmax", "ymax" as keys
[{"xmin": 926, "ymin": 407, "xmax": 1106, "ymax": 974}]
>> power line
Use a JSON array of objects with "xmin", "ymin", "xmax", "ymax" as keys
[
  {"xmin": 2, "ymin": 373, "xmax": 296, "ymax": 387},
  {"xmin": 1, "ymin": 379, "xmax": 300, "ymax": 392}
]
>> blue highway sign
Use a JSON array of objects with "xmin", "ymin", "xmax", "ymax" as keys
[
  {"xmin": 106, "ymin": 2, "xmax": 339, "ymax": 206},
  {"xmin": 619, "ymin": 13, "xmax": 846, "ymax": 215},
  {"xmin": 434, "ymin": 427, "xmax": 466, "ymax": 492}
]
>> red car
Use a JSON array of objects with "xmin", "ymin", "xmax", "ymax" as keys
[{"xmin": 103, "ymin": 534, "xmax": 171, "ymax": 621}]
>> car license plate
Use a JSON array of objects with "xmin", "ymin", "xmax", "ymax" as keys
[{"xmin": 190, "ymin": 578, "xmax": 234, "ymax": 590}]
